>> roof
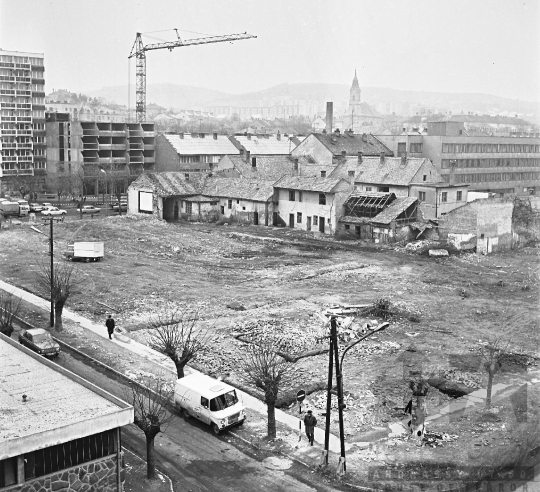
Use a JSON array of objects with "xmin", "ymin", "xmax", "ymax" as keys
[
  {"xmin": 311, "ymin": 132, "xmax": 392, "ymax": 156},
  {"xmin": 203, "ymin": 178, "xmax": 274, "ymax": 202},
  {"xmin": 371, "ymin": 197, "xmax": 417, "ymax": 224},
  {"xmin": 223, "ymin": 155, "xmax": 323, "ymax": 181},
  {"xmin": 339, "ymin": 216, "xmax": 372, "ymax": 224},
  {"xmin": 130, "ymin": 172, "xmax": 201, "ymax": 197},
  {"xmin": 164, "ymin": 134, "xmax": 240, "ymax": 156},
  {"xmin": 0, "ymin": 335, "xmax": 133, "ymax": 460},
  {"xmin": 176, "ymin": 373, "xmax": 234, "ymax": 399},
  {"xmin": 273, "ymin": 176, "xmax": 347, "ymax": 193},
  {"xmin": 336, "ymin": 156, "xmax": 435, "ymax": 186},
  {"xmin": 230, "ymin": 135, "xmax": 298, "ymax": 155}
]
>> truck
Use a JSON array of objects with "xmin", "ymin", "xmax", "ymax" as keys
[
  {"xmin": 17, "ymin": 200, "xmax": 30, "ymax": 216},
  {"xmin": 64, "ymin": 242, "xmax": 104, "ymax": 262},
  {"xmin": 0, "ymin": 200, "xmax": 26, "ymax": 218},
  {"xmin": 174, "ymin": 373, "xmax": 246, "ymax": 434}
]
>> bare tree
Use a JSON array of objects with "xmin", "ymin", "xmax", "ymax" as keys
[
  {"xmin": 482, "ymin": 337, "xmax": 511, "ymax": 408},
  {"xmin": 128, "ymin": 375, "xmax": 175, "ymax": 479},
  {"xmin": 240, "ymin": 343, "xmax": 296, "ymax": 439},
  {"xmin": 147, "ymin": 308, "xmax": 211, "ymax": 378},
  {"xmin": 0, "ymin": 291, "xmax": 22, "ymax": 337},
  {"xmin": 36, "ymin": 261, "xmax": 78, "ymax": 331}
]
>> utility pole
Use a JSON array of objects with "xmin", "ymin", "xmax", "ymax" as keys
[{"xmin": 41, "ymin": 216, "xmax": 55, "ymax": 328}]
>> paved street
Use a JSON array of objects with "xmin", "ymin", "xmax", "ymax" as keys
[{"xmin": 56, "ymin": 345, "xmax": 337, "ymax": 492}]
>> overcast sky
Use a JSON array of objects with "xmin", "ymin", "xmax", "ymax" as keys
[{"xmin": 1, "ymin": 0, "xmax": 539, "ymax": 102}]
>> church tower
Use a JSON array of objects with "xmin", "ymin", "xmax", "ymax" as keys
[{"xmin": 349, "ymin": 69, "xmax": 361, "ymax": 106}]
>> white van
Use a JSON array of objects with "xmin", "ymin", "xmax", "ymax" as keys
[{"xmin": 174, "ymin": 373, "xmax": 246, "ymax": 434}]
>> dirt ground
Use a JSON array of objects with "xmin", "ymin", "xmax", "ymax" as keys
[{"xmin": 1, "ymin": 214, "xmax": 539, "ymax": 486}]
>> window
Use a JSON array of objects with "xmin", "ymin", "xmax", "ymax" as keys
[
  {"xmin": 456, "ymin": 191, "xmax": 463, "ymax": 201},
  {"xmin": 313, "ymin": 216, "xmax": 318, "ymax": 226},
  {"xmin": 251, "ymin": 157, "xmax": 256, "ymax": 167},
  {"xmin": 441, "ymin": 192, "xmax": 448, "ymax": 202},
  {"xmin": 422, "ymin": 175, "xmax": 427, "ymax": 182},
  {"xmin": 410, "ymin": 143, "xmax": 423, "ymax": 153},
  {"xmin": 210, "ymin": 390, "xmax": 238, "ymax": 411},
  {"xmin": 184, "ymin": 173, "xmax": 189, "ymax": 180},
  {"xmin": 186, "ymin": 202, "xmax": 192, "ymax": 214},
  {"xmin": 348, "ymin": 170, "xmax": 355, "ymax": 177},
  {"xmin": 320, "ymin": 171, "xmax": 326, "ymax": 178},
  {"xmin": 319, "ymin": 193, "xmax": 326, "ymax": 205},
  {"xmin": 397, "ymin": 142, "xmax": 406, "ymax": 156},
  {"xmin": 297, "ymin": 212, "xmax": 302, "ymax": 223},
  {"xmin": 289, "ymin": 190, "xmax": 295, "ymax": 201},
  {"xmin": 228, "ymin": 199, "xmax": 232, "ymax": 209},
  {"xmin": 345, "ymin": 224, "xmax": 350, "ymax": 231},
  {"xmin": 365, "ymin": 187, "xmax": 372, "ymax": 191},
  {"xmin": 298, "ymin": 191, "xmax": 303, "ymax": 202},
  {"xmin": 201, "ymin": 397, "xmax": 209, "ymax": 408},
  {"xmin": 0, "ymin": 457, "xmax": 17, "ymax": 487},
  {"xmin": 236, "ymin": 199, "xmax": 239, "ymax": 204},
  {"xmin": 418, "ymin": 191, "xmax": 426, "ymax": 201},
  {"xmin": 355, "ymin": 225, "xmax": 361, "ymax": 235},
  {"xmin": 242, "ymin": 206, "xmax": 246, "ymax": 210}
]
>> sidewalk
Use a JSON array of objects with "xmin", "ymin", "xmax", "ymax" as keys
[{"xmin": 0, "ymin": 279, "xmax": 345, "ymax": 454}]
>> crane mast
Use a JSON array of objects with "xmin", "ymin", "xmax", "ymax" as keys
[{"xmin": 128, "ymin": 31, "xmax": 256, "ymax": 123}]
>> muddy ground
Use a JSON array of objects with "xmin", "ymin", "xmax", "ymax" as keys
[{"xmin": 1, "ymin": 214, "xmax": 539, "ymax": 485}]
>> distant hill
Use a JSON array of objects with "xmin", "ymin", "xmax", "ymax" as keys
[{"xmin": 84, "ymin": 82, "xmax": 540, "ymax": 120}]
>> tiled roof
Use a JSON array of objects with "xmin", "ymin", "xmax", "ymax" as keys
[
  {"xmin": 131, "ymin": 172, "xmax": 200, "ymax": 196},
  {"xmin": 312, "ymin": 132, "xmax": 392, "ymax": 156},
  {"xmin": 339, "ymin": 215, "xmax": 372, "ymax": 224},
  {"xmin": 332, "ymin": 156, "xmax": 435, "ymax": 186},
  {"xmin": 164, "ymin": 134, "xmax": 240, "ymax": 155},
  {"xmin": 371, "ymin": 197, "xmax": 417, "ymax": 224},
  {"xmin": 226, "ymin": 155, "xmax": 321, "ymax": 181},
  {"xmin": 273, "ymin": 176, "xmax": 346, "ymax": 193},
  {"xmin": 230, "ymin": 135, "xmax": 298, "ymax": 155},
  {"xmin": 203, "ymin": 177, "xmax": 274, "ymax": 202}
]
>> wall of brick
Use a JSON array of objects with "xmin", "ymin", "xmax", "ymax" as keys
[
  {"xmin": 154, "ymin": 134, "xmax": 181, "ymax": 172},
  {"xmin": 9, "ymin": 455, "xmax": 120, "ymax": 492}
]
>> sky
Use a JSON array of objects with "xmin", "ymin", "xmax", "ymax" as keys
[{"xmin": 1, "ymin": 0, "xmax": 539, "ymax": 102}]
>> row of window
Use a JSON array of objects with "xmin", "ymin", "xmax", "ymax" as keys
[
  {"xmin": 441, "ymin": 158, "xmax": 540, "ymax": 169},
  {"xmin": 0, "ymin": 429, "xmax": 116, "ymax": 488},
  {"xmin": 441, "ymin": 172, "xmax": 540, "ymax": 183},
  {"xmin": 417, "ymin": 190, "xmax": 463, "ymax": 202},
  {"xmin": 288, "ymin": 190, "xmax": 327, "ymax": 205},
  {"xmin": 442, "ymin": 143, "xmax": 540, "ymax": 154}
]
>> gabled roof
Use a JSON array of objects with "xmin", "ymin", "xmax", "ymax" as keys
[
  {"xmin": 130, "ymin": 172, "xmax": 201, "ymax": 197},
  {"xmin": 371, "ymin": 197, "xmax": 417, "ymax": 224},
  {"xmin": 202, "ymin": 177, "xmax": 274, "ymax": 202},
  {"xmin": 224, "ymin": 155, "xmax": 319, "ymax": 181},
  {"xmin": 230, "ymin": 135, "xmax": 298, "ymax": 155},
  {"xmin": 311, "ymin": 132, "xmax": 392, "ymax": 156},
  {"xmin": 163, "ymin": 134, "xmax": 240, "ymax": 155},
  {"xmin": 332, "ymin": 156, "xmax": 435, "ymax": 186},
  {"xmin": 273, "ymin": 176, "xmax": 347, "ymax": 193}
]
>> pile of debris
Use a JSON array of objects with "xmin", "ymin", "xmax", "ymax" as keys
[
  {"xmin": 422, "ymin": 431, "xmax": 459, "ymax": 448},
  {"xmin": 439, "ymin": 368, "xmax": 482, "ymax": 388}
]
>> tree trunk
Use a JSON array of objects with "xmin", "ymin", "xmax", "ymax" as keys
[
  {"xmin": 486, "ymin": 369, "xmax": 494, "ymax": 408},
  {"xmin": 411, "ymin": 395, "xmax": 427, "ymax": 441},
  {"xmin": 145, "ymin": 433, "xmax": 156, "ymax": 479},
  {"xmin": 174, "ymin": 361, "xmax": 185, "ymax": 379},
  {"xmin": 54, "ymin": 303, "xmax": 64, "ymax": 332},
  {"xmin": 267, "ymin": 402, "xmax": 276, "ymax": 439}
]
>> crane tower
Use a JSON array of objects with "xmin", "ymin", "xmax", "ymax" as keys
[{"xmin": 128, "ymin": 30, "xmax": 256, "ymax": 122}]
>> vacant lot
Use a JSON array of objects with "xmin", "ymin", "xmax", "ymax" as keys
[{"xmin": 1, "ymin": 214, "xmax": 538, "ymax": 483}]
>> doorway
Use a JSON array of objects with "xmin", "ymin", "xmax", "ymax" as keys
[
  {"xmin": 254, "ymin": 211, "xmax": 259, "ymax": 225},
  {"xmin": 289, "ymin": 213, "xmax": 294, "ymax": 228},
  {"xmin": 307, "ymin": 216, "xmax": 311, "ymax": 231},
  {"xmin": 173, "ymin": 202, "xmax": 179, "ymax": 220},
  {"xmin": 319, "ymin": 216, "xmax": 325, "ymax": 233}
]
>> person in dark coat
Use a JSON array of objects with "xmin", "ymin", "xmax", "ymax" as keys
[
  {"xmin": 105, "ymin": 315, "xmax": 115, "ymax": 339},
  {"xmin": 304, "ymin": 410, "xmax": 317, "ymax": 445}
]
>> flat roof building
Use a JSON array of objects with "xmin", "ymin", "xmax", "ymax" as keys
[{"xmin": 0, "ymin": 334, "xmax": 133, "ymax": 491}]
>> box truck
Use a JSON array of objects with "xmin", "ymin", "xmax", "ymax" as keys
[
  {"xmin": 174, "ymin": 373, "xmax": 246, "ymax": 434},
  {"xmin": 64, "ymin": 242, "xmax": 104, "ymax": 262},
  {"xmin": 0, "ymin": 200, "xmax": 24, "ymax": 217}
]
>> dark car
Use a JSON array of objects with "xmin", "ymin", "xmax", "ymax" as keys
[
  {"xmin": 19, "ymin": 328, "xmax": 60, "ymax": 358},
  {"xmin": 112, "ymin": 201, "xmax": 127, "ymax": 212}
]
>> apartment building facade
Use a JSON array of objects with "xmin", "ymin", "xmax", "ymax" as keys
[
  {"xmin": 377, "ymin": 121, "xmax": 540, "ymax": 196},
  {"xmin": 46, "ymin": 112, "xmax": 155, "ymax": 195},
  {"xmin": 0, "ymin": 49, "xmax": 46, "ymax": 194}
]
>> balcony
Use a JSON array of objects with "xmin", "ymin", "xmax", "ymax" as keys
[
  {"xmin": 14, "ymin": 63, "xmax": 30, "ymax": 70},
  {"xmin": 1, "ymin": 168, "xmax": 34, "ymax": 176},
  {"xmin": 100, "ymin": 144, "xmax": 126, "ymax": 150},
  {"xmin": 17, "ymin": 117, "xmax": 32, "ymax": 123},
  {"xmin": 83, "ymin": 130, "xmax": 99, "ymax": 136},
  {"xmin": 1, "ymin": 116, "xmax": 16, "ymax": 123},
  {"xmin": 17, "ymin": 103, "xmax": 32, "ymax": 110},
  {"xmin": 17, "ymin": 143, "xmax": 33, "ymax": 149},
  {"xmin": 16, "ymin": 77, "xmax": 31, "ymax": 83},
  {"xmin": 0, "ymin": 62, "xmax": 15, "ymax": 68},
  {"xmin": 143, "ymin": 144, "xmax": 155, "ymax": 150},
  {"xmin": 0, "ymin": 75, "xmax": 15, "ymax": 82},
  {"xmin": 0, "ymin": 89, "xmax": 15, "ymax": 96},
  {"xmin": 31, "ymin": 78, "xmax": 45, "ymax": 85},
  {"xmin": 1, "ymin": 102, "xmax": 16, "ymax": 109},
  {"xmin": 1, "ymin": 156, "xmax": 17, "ymax": 162},
  {"xmin": 1, "ymin": 143, "xmax": 16, "ymax": 149},
  {"xmin": 110, "ymin": 130, "xmax": 127, "ymax": 136},
  {"xmin": 144, "ymin": 131, "xmax": 155, "ymax": 137},
  {"xmin": 1, "ymin": 129, "xmax": 16, "ymax": 135},
  {"xmin": 16, "ymin": 129, "xmax": 32, "ymax": 135},
  {"xmin": 15, "ymin": 90, "xmax": 31, "ymax": 97}
]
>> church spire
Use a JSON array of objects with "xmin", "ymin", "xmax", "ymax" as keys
[{"xmin": 350, "ymin": 70, "xmax": 361, "ymax": 104}]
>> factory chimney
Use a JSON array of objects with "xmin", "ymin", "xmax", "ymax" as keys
[{"xmin": 325, "ymin": 102, "xmax": 333, "ymax": 134}]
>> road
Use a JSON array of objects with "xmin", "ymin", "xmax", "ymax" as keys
[{"xmin": 55, "ymin": 346, "xmax": 338, "ymax": 492}]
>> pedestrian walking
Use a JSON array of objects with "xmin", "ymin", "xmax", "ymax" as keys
[
  {"xmin": 105, "ymin": 314, "xmax": 115, "ymax": 340},
  {"xmin": 303, "ymin": 410, "xmax": 317, "ymax": 446}
]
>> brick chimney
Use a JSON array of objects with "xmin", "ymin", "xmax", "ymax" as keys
[
  {"xmin": 380, "ymin": 152, "xmax": 385, "ymax": 165},
  {"xmin": 247, "ymin": 133, "xmax": 251, "ymax": 140},
  {"xmin": 277, "ymin": 131, "xmax": 281, "ymax": 141},
  {"xmin": 401, "ymin": 153, "xmax": 407, "ymax": 166},
  {"xmin": 358, "ymin": 151, "xmax": 363, "ymax": 164},
  {"xmin": 213, "ymin": 132, "xmax": 217, "ymax": 140},
  {"xmin": 325, "ymin": 102, "xmax": 333, "ymax": 134},
  {"xmin": 362, "ymin": 133, "xmax": 367, "ymax": 142},
  {"xmin": 245, "ymin": 150, "xmax": 251, "ymax": 163},
  {"xmin": 341, "ymin": 150, "xmax": 347, "ymax": 160}
]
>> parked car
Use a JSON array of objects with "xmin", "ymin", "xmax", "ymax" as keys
[
  {"xmin": 29, "ymin": 203, "xmax": 44, "ymax": 212},
  {"xmin": 76, "ymin": 205, "xmax": 101, "ymax": 214},
  {"xmin": 41, "ymin": 206, "xmax": 67, "ymax": 216},
  {"xmin": 42, "ymin": 202, "xmax": 53, "ymax": 208},
  {"xmin": 112, "ymin": 201, "xmax": 127, "ymax": 212},
  {"xmin": 19, "ymin": 328, "xmax": 60, "ymax": 358}
]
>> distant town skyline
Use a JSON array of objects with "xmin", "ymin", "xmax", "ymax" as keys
[{"xmin": 2, "ymin": 0, "xmax": 539, "ymax": 103}]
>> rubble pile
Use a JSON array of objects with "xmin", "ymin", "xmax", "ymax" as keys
[
  {"xmin": 422, "ymin": 431, "xmax": 459, "ymax": 448},
  {"xmin": 439, "ymin": 368, "xmax": 482, "ymax": 388}
]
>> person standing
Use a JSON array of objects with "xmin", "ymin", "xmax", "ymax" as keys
[
  {"xmin": 105, "ymin": 314, "xmax": 115, "ymax": 340},
  {"xmin": 303, "ymin": 410, "xmax": 317, "ymax": 446}
]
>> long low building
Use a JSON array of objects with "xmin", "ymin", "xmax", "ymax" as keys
[{"xmin": 0, "ymin": 334, "xmax": 133, "ymax": 492}]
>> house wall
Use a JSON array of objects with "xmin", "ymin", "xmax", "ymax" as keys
[
  {"xmin": 177, "ymin": 200, "xmax": 217, "ymax": 222},
  {"xmin": 275, "ymin": 188, "xmax": 338, "ymax": 234},
  {"xmin": 154, "ymin": 134, "xmax": 181, "ymax": 172},
  {"xmin": 214, "ymin": 156, "xmax": 241, "ymax": 177},
  {"xmin": 291, "ymin": 135, "xmax": 333, "ymax": 166},
  {"xmin": 411, "ymin": 184, "xmax": 469, "ymax": 218},
  {"xmin": 8, "ymin": 454, "xmax": 122, "ymax": 492},
  {"xmin": 219, "ymin": 198, "xmax": 271, "ymax": 225},
  {"xmin": 354, "ymin": 183, "xmax": 409, "ymax": 196}
]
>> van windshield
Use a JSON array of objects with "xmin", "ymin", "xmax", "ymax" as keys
[{"xmin": 210, "ymin": 390, "xmax": 238, "ymax": 411}]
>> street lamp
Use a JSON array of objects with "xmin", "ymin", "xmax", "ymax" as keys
[{"xmin": 322, "ymin": 317, "xmax": 390, "ymax": 476}]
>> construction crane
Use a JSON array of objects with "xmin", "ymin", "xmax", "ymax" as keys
[{"xmin": 128, "ymin": 29, "xmax": 257, "ymax": 122}]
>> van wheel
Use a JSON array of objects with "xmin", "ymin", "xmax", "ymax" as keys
[
  {"xmin": 182, "ymin": 408, "xmax": 190, "ymax": 419},
  {"xmin": 212, "ymin": 423, "xmax": 221, "ymax": 435},
  {"xmin": 85, "ymin": 258, "xmax": 90, "ymax": 263}
]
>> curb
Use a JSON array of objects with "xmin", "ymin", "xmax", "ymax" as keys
[{"xmin": 122, "ymin": 447, "xmax": 174, "ymax": 492}]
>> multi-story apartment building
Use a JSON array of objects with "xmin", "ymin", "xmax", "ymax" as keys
[
  {"xmin": 377, "ymin": 121, "xmax": 540, "ymax": 196},
  {"xmin": 0, "ymin": 49, "xmax": 46, "ymax": 193},
  {"xmin": 46, "ymin": 112, "xmax": 155, "ymax": 195}
]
